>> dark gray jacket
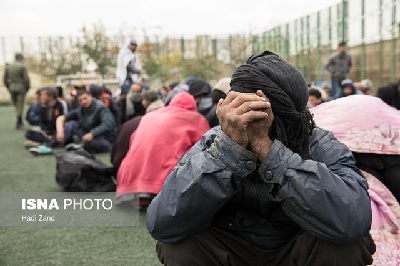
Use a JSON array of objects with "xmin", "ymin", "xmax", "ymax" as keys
[
  {"xmin": 325, "ymin": 52, "xmax": 352, "ymax": 81},
  {"xmin": 146, "ymin": 126, "xmax": 372, "ymax": 250},
  {"xmin": 66, "ymin": 99, "xmax": 117, "ymax": 142}
]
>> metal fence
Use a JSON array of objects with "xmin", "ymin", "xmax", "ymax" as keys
[{"xmin": 0, "ymin": 0, "xmax": 399, "ymax": 90}]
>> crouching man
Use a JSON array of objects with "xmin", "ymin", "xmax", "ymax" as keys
[
  {"xmin": 56, "ymin": 89, "xmax": 117, "ymax": 153},
  {"xmin": 146, "ymin": 51, "xmax": 375, "ymax": 266}
]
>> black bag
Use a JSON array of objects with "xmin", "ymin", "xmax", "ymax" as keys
[{"xmin": 55, "ymin": 148, "xmax": 116, "ymax": 192}]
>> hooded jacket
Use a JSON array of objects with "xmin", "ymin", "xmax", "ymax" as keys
[
  {"xmin": 337, "ymin": 79, "xmax": 357, "ymax": 98},
  {"xmin": 117, "ymin": 92, "xmax": 210, "ymax": 196}
]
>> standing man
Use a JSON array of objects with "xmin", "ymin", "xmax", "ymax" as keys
[
  {"xmin": 3, "ymin": 53, "xmax": 30, "ymax": 129},
  {"xmin": 325, "ymin": 41, "xmax": 352, "ymax": 98},
  {"xmin": 116, "ymin": 40, "xmax": 142, "ymax": 96}
]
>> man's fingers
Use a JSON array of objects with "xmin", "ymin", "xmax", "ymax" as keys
[
  {"xmin": 216, "ymin": 98, "xmax": 225, "ymax": 118},
  {"xmin": 256, "ymin": 90, "xmax": 271, "ymax": 104},
  {"xmin": 229, "ymin": 93, "xmax": 266, "ymax": 108},
  {"xmin": 221, "ymin": 91, "xmax": 241, "ymax": 106},
  {"xmin": 227, "ymin": 111, "xmax": 268, "ymax": 126},
  {"xmin": 242, "ymin": 110, "xmax": 269, "ymax": 122},
  {"xmin": 235, "ymin": 101, "xmax": 271, "ymax": 115}
]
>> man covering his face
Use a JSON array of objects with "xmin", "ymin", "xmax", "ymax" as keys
[{"xmin": 147, "ymin": 51, "xmax": 375, "ymax": 266}]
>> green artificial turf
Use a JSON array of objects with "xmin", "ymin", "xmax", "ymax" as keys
[{"xmin": 0, "ymin": 106, "xmax": 160, "ymax": 266}]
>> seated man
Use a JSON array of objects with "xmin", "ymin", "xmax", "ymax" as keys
[
  {"xmin": 56, "ymin": 89, "xmax": 117, "ymax": 153},
  {"xmin": 337, "ymin": 79, "xmax": 357, "ymax": 98},
  {"xmin": 25, "ymin": 87, "xmax": 64, "ymax": 147},
  {"xmin": 90, "ymin": 85, "xmax": 121, "ymax": 126},
  {"xmin": 147, "ymin": 51, "xmax": 375, "ymax": 266},
  {"xmin": 25, "ymin": 88, "xmax": 42, "ymax": 127},
  {"xmin": 307, "ymin": 88, "xmax": 323, "ymax": 108}
]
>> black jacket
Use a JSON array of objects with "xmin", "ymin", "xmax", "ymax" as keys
[{"xmin": 40, "ymin": 101, "xmax": 64, "ymax": 134}]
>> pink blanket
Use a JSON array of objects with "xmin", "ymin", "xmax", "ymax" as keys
[
  {"xmin": 310, "ymin": 95, "xmax": 400, "ymax": 154},
  {"xmin": 310, "ymin": 97, "xmax": 400, "ymax": 264},
  {"xmin": 363, "ymin": 171, "xmax": 400, "ymax": 266}
]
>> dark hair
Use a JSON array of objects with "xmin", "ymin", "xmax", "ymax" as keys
[
  {"xmin": 339, "ymin": 41, "xmax": 347, "ymax": 47},
  {"xmin": 76, "ymin": 89, "xmax": 91, "ymax": 98},
  {"xmin": 211, "ymin": 90, "xmax": 227, "ymax": 104},
  {"xmin": 143, "ymin": 91, "xmax": 158, "ymax": 104},
  {"xmin": 169, "ymin": 82, "xmax": 179, "ymax": 90},
  {"xmin": 89, "ymin": 85, "xmax": 104, "ymax": 99},
  {"xmin": 56, "ymin": 86, "xmax": 64, "ymax": 98},
  {"xmin": 308, "ymin": 89, "xmax": 322, "ymax": 99},
  {"xmin": 36, "ymin": 88, "xmax": 42, "ymax": 96},
  {"xmin": 41, "ymin": 87, "xmax": 57, "ymax": 99},
  {"xmin": 15, "ymin": 53, "xmax": 24, "ymax": 60}
]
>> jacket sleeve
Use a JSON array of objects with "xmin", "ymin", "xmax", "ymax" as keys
[
  {"xmin": 257, "ymin": 129, "xmax": 371, "ymax": 244},
  {"xmin": 324, "ymin": 56, "xmax": 334, "ymax": 73},
  {"xmin": 90, "ymin": 107, "xmax": 115, "ymax": 138},
  {"xmin": 26, "ymin": 103, "xmax": 40, "ymax": 126},
  {"xmin": 348, "ymin": 56, "xmax": 352, "ymax": 73},
  {"xmin": 146, "ymin": 128, "xmax": 258, "ymax": 243},
  {"xmin": 3, "ymin": 66, "xmax": 9, "ymax": 89},
  {"xmin": 22, "ymin": 66, "xmax": 30, "ymax": 91}
]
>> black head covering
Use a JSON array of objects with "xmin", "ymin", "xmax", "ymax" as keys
[{"xmin": 230, "ymin": 51, "xmax": 315, "ymax": 159}]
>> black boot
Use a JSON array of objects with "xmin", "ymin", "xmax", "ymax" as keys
[{"xmin": 16, "ymin": 116, "xmax": 24, "ymax": 129}]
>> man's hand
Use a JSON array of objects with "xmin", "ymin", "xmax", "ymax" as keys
[
  {"xmin": 247, "ymin": 90, "xmax": 274, "ymax": 161},
  {"xmin": 216, "ymin": 91, "xmax": 270, "ymax": 148},
  {"xmin": 82, "ymin": 132, "xmax": 94, "ymax": 144}
]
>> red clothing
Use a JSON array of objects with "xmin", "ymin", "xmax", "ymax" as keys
[{"xmin": 117, "ymin": 92, "xmax": 210, "ymax": 196}]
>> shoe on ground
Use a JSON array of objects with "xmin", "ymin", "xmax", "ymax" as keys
[
  {"xmin": 29, "ymin": 145, "xmax": 53, "ymax": 156},
  {"xmin": 65, "ymin": 143, "xmax": 83, "ymax": 151},
  {"xmin": 24, "ymin": 140, "xmax": 40, "ymax": 149},
  {"xmin": 45, "ymin": 138, "xmax": 58, "ymax": 148},
  {"xmin": 16, "ymin": 122, "xmax": 24, "ymax": 130}
]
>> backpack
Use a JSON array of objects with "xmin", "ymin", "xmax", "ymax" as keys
[{"xmin": 55, "ymin": 148, "xmax": 116, "ymax": 192}]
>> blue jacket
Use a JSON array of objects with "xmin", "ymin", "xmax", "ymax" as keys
[
  {"xmin": 146, "ymin": 127, "xmax": 372, "ymax": 250},
  {"xmin": 26, "ymin": 102, "xmax": 41, "ymax": 126}
]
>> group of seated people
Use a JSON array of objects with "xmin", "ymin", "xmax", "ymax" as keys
[
  {"xmin": 306, "ymin": 78, "xmax": 374, "ymax": 108},
  {"xmin": 25, "ymin": 85, "xmax": 118, "ymax": 154},
  {"xmin": 24, "ymin": 76, "xmax": 232, "ymax": 154},
  {"xmin": 23, "ymin": 77, "xmax": 233, "ymax": 206}
]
